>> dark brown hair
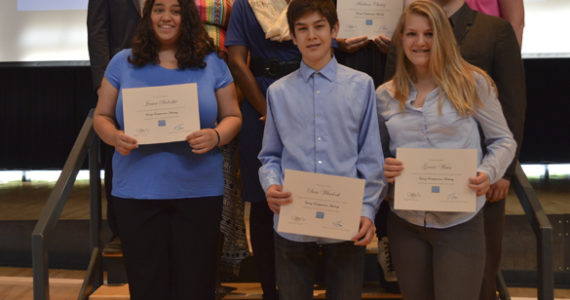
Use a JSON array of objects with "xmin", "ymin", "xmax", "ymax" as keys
[
  {"xmin": 128, "ymin": 0, "xmax": 217, "ymax": 69},
  {"xmin": 287, "ymin": 0, "xmax": 338, "ymax": 37}
]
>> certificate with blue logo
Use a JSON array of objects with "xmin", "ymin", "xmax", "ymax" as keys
[
  {"xmin": 394, "ymin": 148, "xmax": 477, "ymax": 212},
  {"xmin": 337, "ymin": 0, "xmax": 403, "ymax": 39},
  {"xmin": 122, "ymin": 83, "xmax": 200, "ymax": 145},
  {"xmin": 278, "ymin": 170, "xmax": 365, "ymax": 241}
]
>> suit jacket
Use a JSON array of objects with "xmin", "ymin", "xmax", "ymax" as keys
[
  {"xmin": 385, "ymin": 3, "xmax": 526, "ymax": 179},
  {"xmin": 87, "ymin": 0, "xmax": 142, "ymax": 90}
]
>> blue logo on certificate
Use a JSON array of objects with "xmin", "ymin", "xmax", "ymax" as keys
[
  {"xmin": 158, "ymin": 120, "xmax": 166, "ymax": 127},
  {"xmin": 316, "ymin": 211, "xmax": 324, "ymax": 219},
  {"xmin": 431, "ymin": 186, "xmax": 440, "ymax": 193},
  {"xmin": 366, "ymin": 19, "xmax": 373, "ymax": 25}
]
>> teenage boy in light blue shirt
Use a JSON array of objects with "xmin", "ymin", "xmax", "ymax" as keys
[{"xmin": 257, "ymin": 0, "xmax": 386, "ymax": 298}]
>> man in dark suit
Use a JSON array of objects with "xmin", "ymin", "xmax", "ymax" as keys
[
  {"xmin": 87, "ymin": 0, "xmax": 142, "ymax": 240},
  {"xmin": 87, "ymin": 0, "xmax": 142, "ymax": 92},
  {"xmin": 385, "ymin": 1, "xmax": 526, "ymax": 299}
]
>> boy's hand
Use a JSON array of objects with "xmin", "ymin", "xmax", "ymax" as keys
[
  {"xmin": 469, "ymin": 171, "xmax": 490, "ymax": 197},
  {"xmin": 351, "ymin": 216, "xmax": 375, "ymax": 246},
  {"xmin": 266, "ymin": 185, "xmax": 292, "ymax": 214}
]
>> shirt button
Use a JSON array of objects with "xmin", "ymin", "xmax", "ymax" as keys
[
  {"xmin": 316, "ymin": 113, "xmax": 321, "ymax": 118},
  {"xmin": 318, "ymin": 160, "xmax": 323, "ymax": 165},
  {"xmin": 316, "ymin": 90, "xmax": 320, "ymax": 94},
  {"xmin": 317, "ymin": 136, "xmax": 322, "ymax": 141}
]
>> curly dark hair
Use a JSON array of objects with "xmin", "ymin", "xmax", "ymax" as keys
[{"xmin": 128, "ymin": 0, "xmax": 217, "ymax": 69}]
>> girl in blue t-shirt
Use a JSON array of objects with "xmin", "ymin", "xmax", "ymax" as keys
[{"xmin": 93, "ymin": 0, "xmax": 241, "ymax": 298}]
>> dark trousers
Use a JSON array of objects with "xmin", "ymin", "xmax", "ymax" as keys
[
  {"xmin": 374, "ymin": 200, "xmax": 390, "ymax": 238},
  {"xmin": 112, "ymin": 195, "xmax": 222, "ymax": 300},
  {"xmin": 101, "ymin": 142, "xmax": 117, "ymax": 236},
  {"xmin": 250, "ymin": 201, "xmax": 278, "ymax": 300},
  {"xmin": 274, "ymin": 232, "xmax": 366, "ymax": 300},
  {"xmin": 479, "ymin": 199, "xmax": 506, "ymax": 300},
  {"xmin": 388, "ymin": 210, "xmax": 485, "ymax": 300},
  {"xmin": 240, "ymin": 101, "xmax": 278, "ymax": 300}
]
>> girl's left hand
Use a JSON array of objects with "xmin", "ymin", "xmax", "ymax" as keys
[
  {"xmin": 187, "ymin": 128, "xmax": 218, "ymax": 154},
  {"xmin": 469, "ymin": 171, "xmax": 490, "ymax": 196}
]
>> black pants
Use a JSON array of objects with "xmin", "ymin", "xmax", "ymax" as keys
[
  {"xmin": 112, "ymin": 195, "xmax": 222, "ymax": 300},
  {"xmin": 101, "ymin": 142, "xmax": 117, "ymax": 236},
  {"xmin": 249, "ymin": 201, "xmax": 278, "ymax": 300},
  {"xmin": 240, "ymin": 101, "xmax": 278, "ymax": 300}
]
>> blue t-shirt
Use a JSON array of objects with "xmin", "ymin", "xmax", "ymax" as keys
[{"xmin": 104, "ymin": 49, "xmax": 233, "ymax": 199}]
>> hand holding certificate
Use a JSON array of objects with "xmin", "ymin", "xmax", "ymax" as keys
[
  {"xmin": 122, "ymin": 83, "xmax": 200, "ymax": 145},
  {"xmin": 277, "ymin": 170, "xmax": 365, "ymax": 241},
  {"xmin": 337, "ymin": 0, "xmax": 403, "ymax": 39},
  {"xmin": 394, "ymin": 148, "xmax": 477, "ymax": 212}
]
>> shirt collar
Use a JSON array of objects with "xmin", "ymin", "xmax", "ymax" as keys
[
  {"xmin": 405, "ymin": 83, "xmax": 440, "ymax": 106},
  {"xmin": 298, "ymin": 56, "xmax": 338, "ymax": 82}
]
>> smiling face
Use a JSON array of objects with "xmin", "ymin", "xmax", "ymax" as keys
[
  {"xmin": 401, "ymin": 13, "xmax": 433, "ymax": 73},
  {"xmin": 291, "ymin": 11, "xmax": 338, "ymax": 71},
  {"xmin": 151, "ymin": 0, "xmax": 182, "ymax": 48}
]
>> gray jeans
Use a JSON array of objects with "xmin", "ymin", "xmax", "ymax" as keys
[{"xmin": 388, "ymin": 210, "xmax": 485, "ymax": 300}]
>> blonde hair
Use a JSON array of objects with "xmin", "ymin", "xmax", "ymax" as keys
[{"xmin": 391, "ymin": 0, "xmax": 496, "ymax": 115}]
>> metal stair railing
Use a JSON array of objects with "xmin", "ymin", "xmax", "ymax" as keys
[
  {"xmin": 497, "ymin": 161, "xmax": 554, "ymax": 300},
  {"xmin": 31, "ymin": 109, "xmax": 103, "ymax": 300}
]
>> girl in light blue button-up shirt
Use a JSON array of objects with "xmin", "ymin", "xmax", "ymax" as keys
[{"xmin": 375, "ymin": 1, "xmax": 516, "ymax": 299}]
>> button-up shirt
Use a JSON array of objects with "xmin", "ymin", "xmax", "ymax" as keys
[
  {"xmin": 258, "ymin": 57, "xmax": 386, "ymax": 243},
  {"xmin": 376, "ymin": 73, "xmax": 516, "ymax": 229}
]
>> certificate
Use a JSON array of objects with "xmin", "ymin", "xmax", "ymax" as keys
[
  {"xmin": 394, "ymin": 148, "xmax": 477, "ymax": 212},
  {"xmin": 337, "ymin": 0, "xmax": 403, "ymax": 39},
  {"xmin": 278, "ymin": 169, "xmax": 365, "ymax": 241},
  {"xmin": 122, "ymin": 83, "xmax": 200, "ymax": 145}
]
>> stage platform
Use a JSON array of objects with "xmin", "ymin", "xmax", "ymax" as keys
[{"xmin": 0, "ymin": 174, "xmax": 569, "ymax": 299}]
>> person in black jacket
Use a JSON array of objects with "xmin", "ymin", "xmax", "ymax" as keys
[{"xmin": 87, "ymin": 0, "xmax": 142, "ymax": 241}]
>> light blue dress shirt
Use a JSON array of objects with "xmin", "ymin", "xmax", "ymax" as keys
[
  {"xmin": 376, "ymin": 72, "xmax": 516, "ymax": 229},
  {"xmin": 258, "ymin": 57, "xmax": 387, "ymax": 243}
]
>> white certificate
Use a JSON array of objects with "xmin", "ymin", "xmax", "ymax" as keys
[
  {"xmin": 337, "ymin": 0, "xmax": 403, "ymax": 39},
  {"xmin": 278, "ymin": 170, "xmax": 365, "ymax": 241},
  {"xmin": 122, "ymin": 83, "xmax": 200, "ymax": 145},
  {"xmin": 394, "ymin": 148, "xmax": 477, "ymax": 212}
]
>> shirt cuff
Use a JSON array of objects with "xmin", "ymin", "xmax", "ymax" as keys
[
  {"xmin": 259, "ymin": 168, "xmax": 283, "ymax": 192},
  {"xmin": 361, "ymin": 203, "xmax": 376, "ymax": 225}
]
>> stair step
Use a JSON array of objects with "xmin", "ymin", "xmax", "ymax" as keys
[
  {"xmin": 101, "ymin": 236, "xmax": 382, "ymax": 285},
  {"xmin": 89, "ymin": 284, "xmax": 129, "ymax": 299},
  {"xmin": 89, "ymin": 282, "xmax": 402, "ymax": 300},
  {"xmin": 100, "ymin": 238, "xmax": 381, "ymax": 259}
]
